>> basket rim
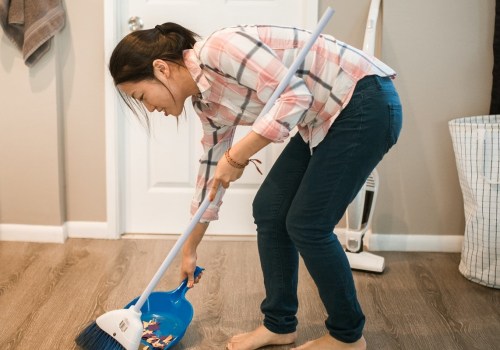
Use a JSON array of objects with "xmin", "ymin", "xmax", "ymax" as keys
[{"xmin": 449, "ymin": 115, "xmax": 500, "ymax": 126}]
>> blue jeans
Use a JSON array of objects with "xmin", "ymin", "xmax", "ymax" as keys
[{"xmin": 253, "ymin": 75, "xmax": 402, "ymax": 343}]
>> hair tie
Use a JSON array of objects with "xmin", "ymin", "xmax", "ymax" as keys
[{"xmin": 155, "ymin": 24, "xmax": 168, "ymax": 35}]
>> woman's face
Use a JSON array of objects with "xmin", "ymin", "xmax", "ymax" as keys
[
  {"xmin": 117, "ymin": 59, "xmax": 198, "ymax": 117},
  {"xmin": 118, "ymin": 79, "xmax": 183, "ymax": 117}
]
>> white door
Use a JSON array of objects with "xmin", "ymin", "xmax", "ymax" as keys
[{"xmin": 119, "ymin": 0, "xmax": 318, "ymax": 236}]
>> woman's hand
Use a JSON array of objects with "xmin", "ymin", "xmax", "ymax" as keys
[
  {"xmin": 209, "ymin": 133, "xmax": 272, "ymax": 201},
  {"xmin": 209, "ymin": 152, "xmax": 245, "ymax": 201},
  {"xmin": 181, "ymin": 250, "xmax": 202, "ymax": 288}
]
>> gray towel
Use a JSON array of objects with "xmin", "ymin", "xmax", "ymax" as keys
[{"xmin": 0, "ymin": 0, "xmax": 65, "ymax": 66}]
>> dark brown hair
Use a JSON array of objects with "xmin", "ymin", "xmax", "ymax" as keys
[{"xmin": 109, "ymin": 22, "xmax": 199, "ymax": 128}]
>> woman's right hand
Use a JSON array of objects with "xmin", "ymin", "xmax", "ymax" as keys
[{"xmin": 181, "ymin": 250, "xmax": 202, "ymax": 288}]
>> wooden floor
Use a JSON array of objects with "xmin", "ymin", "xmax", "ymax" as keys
[{"xmin": 0, "ymin": 238, "xmax": 499, "ymax": 350}]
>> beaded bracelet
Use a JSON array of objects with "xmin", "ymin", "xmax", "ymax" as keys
[{"xmin": 224, "ymin": 148, "xmax": 263, "ymax": 175}]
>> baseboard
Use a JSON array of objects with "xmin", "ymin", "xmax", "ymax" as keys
[
  {"xmin": 125, "ymin": 231, "xmax": 463, "ymax": 252},
  {"xmin": 0, "ymin": 224, "xmax": 67, "ymax": 243},
  {"xmin": 65, "ymin": 221, "xmax": 113, "ymax": 239},
  {"xmin": 122, "ymin": 233, "xmax": 259, "ymax": 241},
  {"xmin": 369, "ymin": 233, "xmax": 463, "ymax": 252},
  {"xmin": 0, "ymin": 223, "xmax": 464, "ymax": 252},
  {"xmin": 0, "ymin": 222, "xmax": 112, "ymax": 243},
  {"xmin": 336, "ymin": 229, "xmax": 463, "ymax": 253}
]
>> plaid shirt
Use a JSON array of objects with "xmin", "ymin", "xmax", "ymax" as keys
[{"xmin": 184, "ymin": 25, "xmax": 396, "ymax": 221}]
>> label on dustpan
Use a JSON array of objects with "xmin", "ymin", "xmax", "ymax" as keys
[{"xmin": 119, "ymin": 318, "xmax": 130, "ymax": 332}]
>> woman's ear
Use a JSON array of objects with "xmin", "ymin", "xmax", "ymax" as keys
[{"xmin": 152, "ymin": 59, "xmax": 170, "ymax": 80}]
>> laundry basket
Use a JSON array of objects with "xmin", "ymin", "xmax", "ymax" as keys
[{"xmin": 449, "ymin": 115, "xmax": 499, "ymax": 288}]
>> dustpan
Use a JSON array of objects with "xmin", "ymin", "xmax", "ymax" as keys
[{"xmin": 124, "ymin": 266, "xmax": 204, "ymax": 349}]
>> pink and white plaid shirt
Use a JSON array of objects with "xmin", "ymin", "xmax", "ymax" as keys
[{"xmin": 184, "ymin": 25, "xmax": 396, "ymax": 221}]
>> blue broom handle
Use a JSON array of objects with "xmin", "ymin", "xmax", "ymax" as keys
[{"xmin": 131, "ymin": 7, "xmax": 335, "ymax": 313}]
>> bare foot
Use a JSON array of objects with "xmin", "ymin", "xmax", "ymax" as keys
[
  {"xmin": 291, "ymin": 334, "xmax": 366, "ymax": 350},
  {"xmin": 226, "ymin": 325, "xmax": 297, "ymax": 350}
]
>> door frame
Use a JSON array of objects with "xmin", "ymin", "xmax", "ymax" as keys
[{"xmin": 103, "ymin": 0, "xmax": 319, "ymax": 238}]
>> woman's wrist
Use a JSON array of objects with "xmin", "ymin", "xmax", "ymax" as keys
[
  {"xmin": 225, "ymin": 147, "xmax": 263, "ymax": 174},
  {"xmin": 182, "ymin": 245, "xmax": 196, "ymax": 255},
  {"xmin": 225, "ymin": 132, "xmax": 271, "ymax": 174},
  {"xmin": 230, "ymin": 131, "xmax": 272, "ymax": 161},
  {"xmin": 224, "ymin": 145, "xmax": 249, "ymax": 165},
  {"xmin": 225, "ymin": 148, "xmax": 249, "ymax": 169}
]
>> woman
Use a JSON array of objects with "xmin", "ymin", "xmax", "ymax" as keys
[{"xmin": 110, "ymin": 22, "xmax": 402, "ymax": 350}]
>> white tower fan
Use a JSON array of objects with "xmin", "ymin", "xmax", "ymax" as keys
[{"xmin": 342, "ymin": 0, "xmax": 385, "ymax": 273}]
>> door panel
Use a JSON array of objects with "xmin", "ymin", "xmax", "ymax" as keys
[{"xmin": 122, "ymin": 0, "xmax": 317, "ymax": 235}]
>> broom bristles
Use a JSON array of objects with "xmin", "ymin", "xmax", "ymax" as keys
[{"xmin": 75, "ymin": 321, "xmax": 126, "ymax": 350}]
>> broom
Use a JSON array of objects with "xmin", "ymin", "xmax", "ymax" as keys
[{"xmin": 75, "ymin": 7, "xmax": 334, "ymax": 350}]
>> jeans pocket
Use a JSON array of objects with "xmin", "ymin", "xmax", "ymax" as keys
[{"xmin": 386, "ymin": 102, "xmax": 403, "ymax": 152}]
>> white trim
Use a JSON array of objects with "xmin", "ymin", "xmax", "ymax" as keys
[
  {"xmin": 0, "ymin": 224, "xmax": 67, "ymax": 243},
  {"xmin": 335, "ymin": 229, "xmax": 463, "ymax": 253},
  {"xmin": 0, "ymin": 222, "xmax": 114, "ymax": 242},
  {"xmin": 66, "ymin": 221, "xmax": 113, "ymax": 239},
  {"xmin": 368, "ymin": 233, "xmax": 463, "ymax": 252},
  {"xmin": 122, "ymin": 233, "xmax": 259, "ymax": 242},
  {"xmin": 0, "ymin": 224, "xmax": 464, "ymax": 252},
  {"xmin": 104, "ymin": 0, "xmax": 122, "ymax": 239},
  {"xmin": 124, "ymin": 231, "xmax": 464, "ymax": 253}
]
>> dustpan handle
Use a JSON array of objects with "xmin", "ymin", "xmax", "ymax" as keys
[
  {"xmin": 175, "ymin": 266, "xmax": 205, "ymax": 298},
  {"xmin": 131, "ymin": 7, "xmax": 335, "ymax": 313}
]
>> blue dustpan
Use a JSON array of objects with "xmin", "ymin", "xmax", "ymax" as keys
[{"xmin": 124, "ymin": 266, "xmax": 204, "ymax": 349}]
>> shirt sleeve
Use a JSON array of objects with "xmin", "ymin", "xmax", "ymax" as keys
[
  {"xmin": 199, "ymin": 29, "xmax": 313, "ymax": 142},
  {"xmin": 190, "ymin": 111, "xmax": 236, "ymax": 222}
]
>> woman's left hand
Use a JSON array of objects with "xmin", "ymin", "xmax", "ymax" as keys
[
  {"xmin": 209, "ymin": 154, "xmax": 244, "ymax": 201},
  {"xmin": 209, "ymin": 132, "xmax": 271, "ymax": 201}
]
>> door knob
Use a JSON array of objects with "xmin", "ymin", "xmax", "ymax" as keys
[{"xmin": 128, "ymin": 16, "xmax": 144, "ymax": 32}]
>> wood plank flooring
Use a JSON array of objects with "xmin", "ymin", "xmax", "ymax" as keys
[{"xmin": 0, "ymin": 238, "xmax": 498, "ymax": 349}]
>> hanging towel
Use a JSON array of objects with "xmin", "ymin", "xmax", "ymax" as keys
[{"xmin": 0, "ymin": 0, "xmax": 65, "ymax": 66}]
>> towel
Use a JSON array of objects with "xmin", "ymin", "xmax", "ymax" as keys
[{"xmin": 0, "ymin": 0, "xmax": 65, "ymax": 66}]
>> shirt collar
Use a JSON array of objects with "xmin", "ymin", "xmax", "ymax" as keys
[{"xmin": 183, "ymin": 47, "xmax": 211, "ymax": 96}]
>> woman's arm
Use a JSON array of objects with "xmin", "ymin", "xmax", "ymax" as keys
[
  {"xmin": 231, "ymin": 131, "xmax": 273, "ymax": 163},
  {"xmin": 209, "ymin": 131, "xmax": 272, "ymax": 201},
  {"xmin": 181, "ymin": 221, "xmax": 209, "ymax": 288}
]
